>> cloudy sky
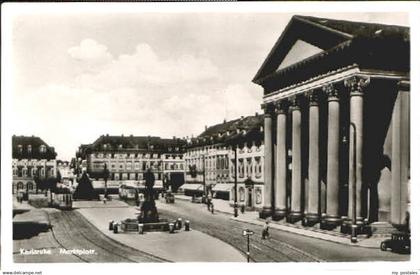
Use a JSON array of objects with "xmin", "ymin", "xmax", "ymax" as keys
[{"xmin": 8, "ymin": 8, "xmax": 408, "ymax": 160}]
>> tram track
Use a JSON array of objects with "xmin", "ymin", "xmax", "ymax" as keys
[
  {"xmin": 45, "ymin": 210, "xmax": 169, "ymax": 262},
  {"xmin": 158, "ymin": 205, "xmax": 320, "ymax": 262}
]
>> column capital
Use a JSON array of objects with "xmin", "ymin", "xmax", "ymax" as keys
[
  {"xmin": 289, "ymin": 96, "xmax": 303, "ymax": 110},
  {"xmin": 261, "ymin": 102, "xmax": 275, "ymax": 116},
  {"xmin": 305, "ymin": 90, "xmax": 320, "ymax": 106},
  {"xmin": 344, "ymin": 76, "xmax": 370, "ymax": 96},
  {"xmin": 397, "ymin": 80, "xmax": 410, "ymax": 92},
  {"xmin": 322, "ymin": 84, "xmax": 339, "ymax": 101},
  {"xmin": 275, "ymin": 100, "xmax": 289, "ymax": 114}
]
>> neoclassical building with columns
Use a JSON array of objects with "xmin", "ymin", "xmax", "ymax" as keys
[{"xmin": 253, "ymin": 16, "xmax": 409, "ymax": 232}]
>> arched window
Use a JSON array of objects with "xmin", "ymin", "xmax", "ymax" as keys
[
  {"xmin": 27, "ymin": 182, "xmax": 34, "ymax": 191},
  {"xmin": 17, "ymin": 182, "xmax": 24, "ymax": 190}
]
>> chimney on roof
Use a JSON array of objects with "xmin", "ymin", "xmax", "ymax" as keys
[
  {"xmin": 240, "ymin": 116, "xmax": 244, "ymax": 120},
  {"xmin": 205, "ymin": 125, "xmax": 208, "ymax": 131},
  {"xmin": 255, "ymin": 112, "xmax": 258, "ymax": 116},
  {"xmin": 173, "ymin": 136, "xmax": 176, "ymax": 140},
  {"xmin": 223, "ymin": 119, "xmax": 227, "ymax": 123}
]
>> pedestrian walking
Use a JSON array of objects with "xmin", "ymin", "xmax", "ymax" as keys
[
  {"xmin": 210, "ymin": 202, "xmax": 214, "ymax": 214},
  {"xmin": 262, "ymin": 220, "xmax": 270, "ymax": 240},
  {"xmin": 207, "ymin": 194, "xmax": 212, "ymax": 211}
]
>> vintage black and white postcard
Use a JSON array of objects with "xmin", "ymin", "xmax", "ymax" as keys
[{"xmin": 1, "ymin": 2, "xmax": 419, "ymax": 275}]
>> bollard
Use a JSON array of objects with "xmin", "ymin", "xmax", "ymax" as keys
[
  {"xmin": 113, "ymin": 223, "xmax": 119, "ymax": 234},
  {"xmin": 184, "ymin": 220, "xmax": 190, "ymax": 231},
  {"xmin": 109, "ymin": 220, "xmax": 114, "ymax": 231},
  {"xmin": 169, "ymin": 223, "xmax": 175, "ymax": 233},
  {"xmin": 138, "ymin": 223, "xmax": 144, "ymax": 234},
  {"xmin": 177, "ymin": 218, "xmax": 182, "ymax": 229}
]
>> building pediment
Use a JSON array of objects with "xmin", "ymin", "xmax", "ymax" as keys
[
  {"xmin": 276, "ymin": 39, "xmax": 324, "ymax": 71},
  {"xmin": 253, "ymin": 15, "xmax": 353, "ymax": 84},
  {"xmin": 253, "ymin": 15, "xmax": 409, "ymax": 94}
]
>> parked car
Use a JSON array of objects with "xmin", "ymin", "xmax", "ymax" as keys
[{"xmin": 380, "ymin": 232, "xmax": 411, "ymax": 253}]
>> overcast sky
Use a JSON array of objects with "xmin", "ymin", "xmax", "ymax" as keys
[{"xmin": 9, "ymin": 10, "xmax": 408, "ymax": 160}]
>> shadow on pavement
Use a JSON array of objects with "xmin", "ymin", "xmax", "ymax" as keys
[{"xmin": 13, "ymin": 222, "xmax": 51, "ymax": 240}]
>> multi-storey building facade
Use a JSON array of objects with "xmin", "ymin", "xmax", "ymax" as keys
[
  {"xmin": 184, "ymin": 114, "xmax": 265, "ymax": 210},
  {"xmin": 12, "ymin": 135, "xmax": 57, "ymax": 194},
  {"xmin": 76, "ymin": 135, "xmax": 186, "ymax": 190},
  {"xmin": 253, "ymin": 15, "xmax": 410, "ymax": 232},
  {"xmin": 57, "ymin": 160, "xmax": 74, "ymax": 187}
]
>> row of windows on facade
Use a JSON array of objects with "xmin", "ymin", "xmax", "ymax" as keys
[
  {"xmin": 99, "ymin": 144, "xmax": 181, "ymax": 152},
  {"xmin": 185, "ymin": 156, "xmax": 230, "ymax": 170},
  {"xmin": 13, "ymin": 167, "xmax": 55, "ymax": 178},
  {"xmin": 187, "ymin": 158, "xmax": 263, "ymax": 180},
  {"xmin": 91, "ymin": 152, "xmax": 183, "ymax": 160},
  {"xmin": 109, "ymin": 172, "xmax": 162, "ymax": 181},
  {"xmin": 16, "ymin": 144, "xmax": 48, "ymax": 153},
  {"xmin": 233, "ymin": 159, "xmax": 263, "ymax": 179},
  {"xmin": 15, "ymin": 181, "xmax": 35, "ymax": 191},
  {"xmin": 92, "ymin": 161, "xmax": 184, "ymax": 171},
  {"xmin": 187, "ymin": 156, "xmax": 263, "ymax": 173},
  {"xmin": 13, "ymin": 160, "xmax": 54, "ymax": 166},
  {"xmin": 185, "ymin": 142, "xmax": 263, "ymax": 157}
]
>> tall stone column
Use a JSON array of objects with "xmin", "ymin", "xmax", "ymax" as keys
[
  {"xmin": 289, "ymin": 96, "xmax": 302, "ymax": 223},
  {"xmin": 323, "ymin": 84, "xmax": 341, "ymax": 226},
  {"xmin": 273, "ymin": 100, "xmax": 288, "ymax": 221},
  {"xmin": 305, "ymin": 91, "xmax": 320, "ymax": 224},
  {"xmin": 260, "ymin": 103, "xmax": 274, "ymax": 218},
  {"xmin": 391, "ymin": 80, "xmax": 410, "ymax": 227},
  {"xmin": 345, "ymin": 76, "xmax": 369, "ymax": 223}
]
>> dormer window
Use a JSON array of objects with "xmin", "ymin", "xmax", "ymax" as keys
[
  {"xmin": 18, "ymin": 145, "xmax": 23, "ymax": 153},
  {"xmin": 40, "ymin": 145, "xmax": 46, "ymax": 153},
  {"xmin": 27, "ymin": 145, "xmax": 32, "ymax": 153},
  {"xmin": 103, "ymin": 144, "xmax": 107, "ymax": 149},
  {"xmin": 118, "ymin": 144, "xmax": 123, "ymax": 149}
]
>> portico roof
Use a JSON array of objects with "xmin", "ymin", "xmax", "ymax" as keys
[{"xmin": 253, "ymin": 15, "xmax": 409, "ymax": 95}]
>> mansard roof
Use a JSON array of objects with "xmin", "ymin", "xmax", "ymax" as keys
[
  {"xmin": 80, "ymin": 135, "xmax": 187, "ymax": 154},
  {"xmin": 12, "ymin": 135, "xmax": 57, "ymax": 160},
  {"xmin": 253, "ymin": 15, "xmax": 410, "ymax": 94},
  {"xmin": 188, "ymin": 114, "xmax": 263, "ymax": 148}
]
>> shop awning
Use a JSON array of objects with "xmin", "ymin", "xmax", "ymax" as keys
[
  {"xmin": 212, "ymin": 184, "xmax": 234, "ymax": 192},
  {"xmin": 181, "ymin": 184, "xmax": 204, "ymax": 191}
]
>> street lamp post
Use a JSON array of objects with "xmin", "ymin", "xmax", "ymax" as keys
[
  {"xmin": 202, "ymin": 154, "xmax": 206, "ymax": 203},
  {"xmin": 103, "ymin": 163, "xmax": 110, "ymax": 201},
  {"xmin": 234, "ymin": 145, "xmax": 238, "ymax": 217},
  {"xmin": 242, "ymin": 229, "xmax": 254, "ymax": 262}
]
